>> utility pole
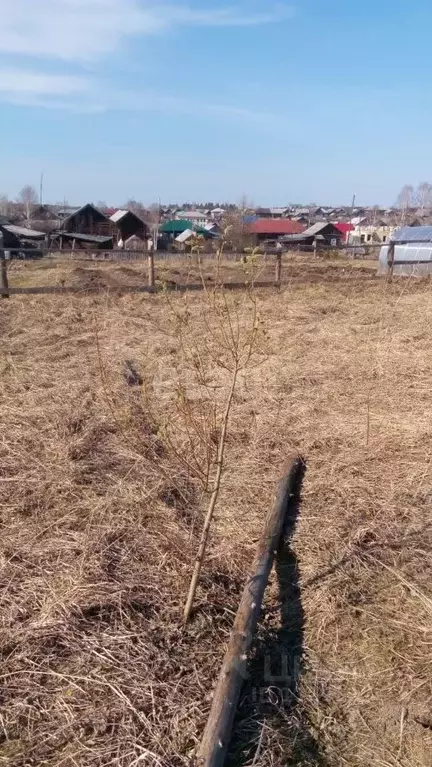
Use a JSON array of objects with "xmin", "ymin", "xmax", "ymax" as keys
[
  {"xmin": 40, "ymin": 172, "xmax": 44, "ymax": 205},
  {"xmin": 349, "ymin": 193, "xmax": 356, "ymax": 245}
]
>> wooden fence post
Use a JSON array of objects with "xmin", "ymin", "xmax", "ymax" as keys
[
  {"xmin": 0, "ymin": 232, "xmax": 10, "ymax": 299},
  {"xmin": 148, "ymin": 249, "xmax": 155, "ymax": 289},
  {"xmin": 387, "ymin": 241, "xmax": 396, "ymax": 278},
  {"xmin": 275, "ymin": 251, "xmax": 282, "ymax": 287},
  {"xmin": 198, "ymin": 454, "xmax": 303, "ymax": 767}
]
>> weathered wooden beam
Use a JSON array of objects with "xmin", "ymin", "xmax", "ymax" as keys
[
  {"xmin": 275, "ymin": 252, "xmax": 282, "ymax": 286},
  {"xmin": 198, "ymin": 454, "xmax": 303, "ymax": 767},
  {"xmin": 148, "ymin": 250, "xmax": 155, "ymax": 289},
  {"xmin": 387, "ymin": 241, "xmax": 396, "ymax": 276},
  {"xmin": 0, "ymin": 233, "xmax": 10, "ymax": 299}
]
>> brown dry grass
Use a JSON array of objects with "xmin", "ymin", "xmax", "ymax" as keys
[
  {"xmin": 0, "ymin": 257, "xmax": 431, "ymax": 766},
  {"xmin": 6, "ymin": 253, "xmax": 376, "ymax": 291}
]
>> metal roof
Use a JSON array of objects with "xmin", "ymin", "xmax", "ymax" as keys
[
  {"xmin": 110, "ymin": 209, "xmax": 146, "ymax": 224},
  {"xmin": 175, "ymin": 228, "xmax": 195, "ymax": 243},
  {"xmin": 300, "ymin": 222, "xmax": 338, "ymax": 237},
  {"xmin": 62, "ymin": 203, "xmax": 109, "ymax": 226},
  {"xmin": 391, "ymin": 226, "xmax": 432, "ymax": 243},
  {"xmin": 4, "ymin": 224, "xmax": 46, "ymax": 240},
  {"xmin": 161, "ymin": 219, "xmax": 194, "ymax": 234},
  {"xmin": 334, "ymin": 222, "xmax": 355, "ymax": 233},
  {"xmin": 56, "ymin": 231, "xmax": 113, "ymax": 244},
  {"xmin": 176, "ymin": 210, "xmax": 207, "ymax": 219},
  {"xmin": 282, "ymin": 222, "xmax": 341, "ymax": 242},
  {"xmin": 110, "ymin": 209, "xmax": 128, "ymax": 223},
  {"xmin": 248, "ymin": 219, "xmax": 305, "ymax": 235}
]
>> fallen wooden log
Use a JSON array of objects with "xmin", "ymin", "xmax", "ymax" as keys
[{"xmin": 198, "ymin": 454, "xmax": 304, "ymax": 767}]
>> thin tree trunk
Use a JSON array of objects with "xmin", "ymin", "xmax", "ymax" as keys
[{"xmin": 183, "ymin": 366, "xmax": 239, "ymax": 624}]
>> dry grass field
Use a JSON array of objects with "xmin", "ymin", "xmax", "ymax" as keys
[
  {"xmin": 0, "ymin": 256, "xmax": 431, "ymax": 766},
  {"xmin": 5, "ymin": 253, "xmax": 373, "ymax": 291}
]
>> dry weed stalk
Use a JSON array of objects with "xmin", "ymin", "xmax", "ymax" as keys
[{"xmin": 159, "ymin": 254, "xmax": 267, "ymax": 623}]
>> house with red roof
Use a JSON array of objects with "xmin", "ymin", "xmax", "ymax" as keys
[
  {"xmin": 334, "ymin": 222, "xmax": 355, "ymax": 243},
  {"xmin": 247, "ymin": 218, "xmax": 305, "ymax": 243}
]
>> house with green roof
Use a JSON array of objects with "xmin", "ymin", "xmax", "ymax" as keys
[{"xmin": 160, "ymin": 219, "xmax": 217, "ymax": 239}]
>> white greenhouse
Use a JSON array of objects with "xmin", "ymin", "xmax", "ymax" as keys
[{"xmin": 379, "ymin": 226, "xmax": 432, "ymax": 276}]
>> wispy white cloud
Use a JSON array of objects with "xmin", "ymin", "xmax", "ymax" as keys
[
  {"xmin": 0, "ymin": 72, "xmax": 282, "ymax": 127},
  {"xmin": 0, "ymin": 69, "xmax": 88, "ymax": 95},
  {"xmin": 0, "ymin": 0, "xmax": 294, "ymax": 60},
  {"xmin": 0, "ymin": 1, "xmax": 293, "ymax": 125},
  {"xmin": 161, "ymin": 3, "xmax": 294, "ymax": 28}
]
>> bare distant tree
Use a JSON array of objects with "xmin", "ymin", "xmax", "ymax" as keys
[
  {"xmin": 238, "ymin": 194, "xmax": 254, "ymax": 215},
  {"xmin": 125, "ymin": 199, "xmax": 147, "ymax": 218},
  {"xmin": 396, "ymin": 184, "xmax": 414, "ymax": 225},
  {"xmin": 0, "ymin": 195, "xmax": 10, "ymax": 217},
  {"xmin": 145, "ymin": 203, "xmax": 162, "ymax": 226},
  {"xmin": 415, "ymin": 182, "xmax": 432, "ymax": 216},
  {"xmin": 18, "ymin": 185, "xmax": 38, "ymax": 223},
  {"xmin": 221, "ymin": 196, "xmax": 254, "ymax": 254},
  {"xmin": 396, "ymin": 184, "xmax": 414, "ymax": 209}
]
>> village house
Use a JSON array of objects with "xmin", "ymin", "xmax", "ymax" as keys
[
  {"xmin": 269, "ymin": 207, "xmax": 291, "ymax": 218},
  {"xmin": 282, "ymin": 222, "xmax": 344, "ymax": 250},
  {"xmin": 110, "ymin": 209, "xmax": 149, "ymax": 248},
  {"xmin": 334, "ymin": 222, "xmax": 355, "ymax": 243},
  {"xmin": 159, "ymin": 219, "xmax": 215, "ymax": 248},
  {"xmin": 247, "ymin": 219, "xmax": 305, "ymax": 243},
  {"xmin": 349, "ymin": 216, "xmax": 395, "ymax": 244},
  {"xmin": 61, "ymin": 203, "xmax": 113, "ymax": 236},
  {"xmin": 175, "ymin": 210, "xmax": 211, "ymax": 227},
  {"xmin": 210, "ymin": 207, "xmax": 226, "ymax": 220},
  {"xmin": 53, "ymin": 203, "xmax": 114, "ymax": 250}
]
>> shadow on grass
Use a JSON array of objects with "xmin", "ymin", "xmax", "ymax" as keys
[{"xmin": 226, "ymin": 462, "xmax": 328, "ymax": 766}]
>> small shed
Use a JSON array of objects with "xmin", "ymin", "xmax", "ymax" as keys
[
  {"xmin": 379, "ymin": 226, "xmax": 432, "ymax": 276},
  {"xmin": 52, "ymin": 232, "xmax": 113, "ymax": 251},
  {"xmin": 62, "ymin": 204, "xmax": 112, "ymax": 237},
  {"xmin": 110, "ymin": 209, "xmax": 148, "ymax": 247},
  {"xmin": 175, "ymin": 228, "xmax": 196, "ymax": 244},
  {"xmin": 0, "ymin": 224, "xmax": 47, "ymax": 257},
  {"xmin": 4, "ymin": 224, "xmax": 46, "ymax": 242},
  {"xmin": 0, "ymin": 224, "xmax": 21, "ymax": 250},
  {"xmin": 282, "ymin": 222, "xmax": 343, "ymax": 250}
]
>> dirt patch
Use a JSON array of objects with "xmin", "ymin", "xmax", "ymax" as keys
[
  {"xmin": 69, "ymin": 266, "xmax": 116, "ymax": 289},
  {"xmin": 113, "ymin": 266, "xmax": 147, "ymax": 285}
]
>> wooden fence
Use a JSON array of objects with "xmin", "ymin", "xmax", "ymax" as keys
[{"xmin": 0, "ymin": 233, "xmax": 381, "ymax": 299}]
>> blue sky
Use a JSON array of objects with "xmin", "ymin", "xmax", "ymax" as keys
[{"xmin": 0, "ymin": 0, "xmax": 431, "ymax": 206}]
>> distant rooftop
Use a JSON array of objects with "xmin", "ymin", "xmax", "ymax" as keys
[
  {"xmin": 4, "ymin": 224, "xmax": 46, "ymax": 240},
  {"xmin": 248, "ymin": 219, "xmax": 304, "ymax": 235},
  {"xmin": 110, "ymin": 210, "xmax": 128, "ymax": 223},
  {"xmin": 391, "ymin": 226, "xmax": 432, "ymax": 243}
]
